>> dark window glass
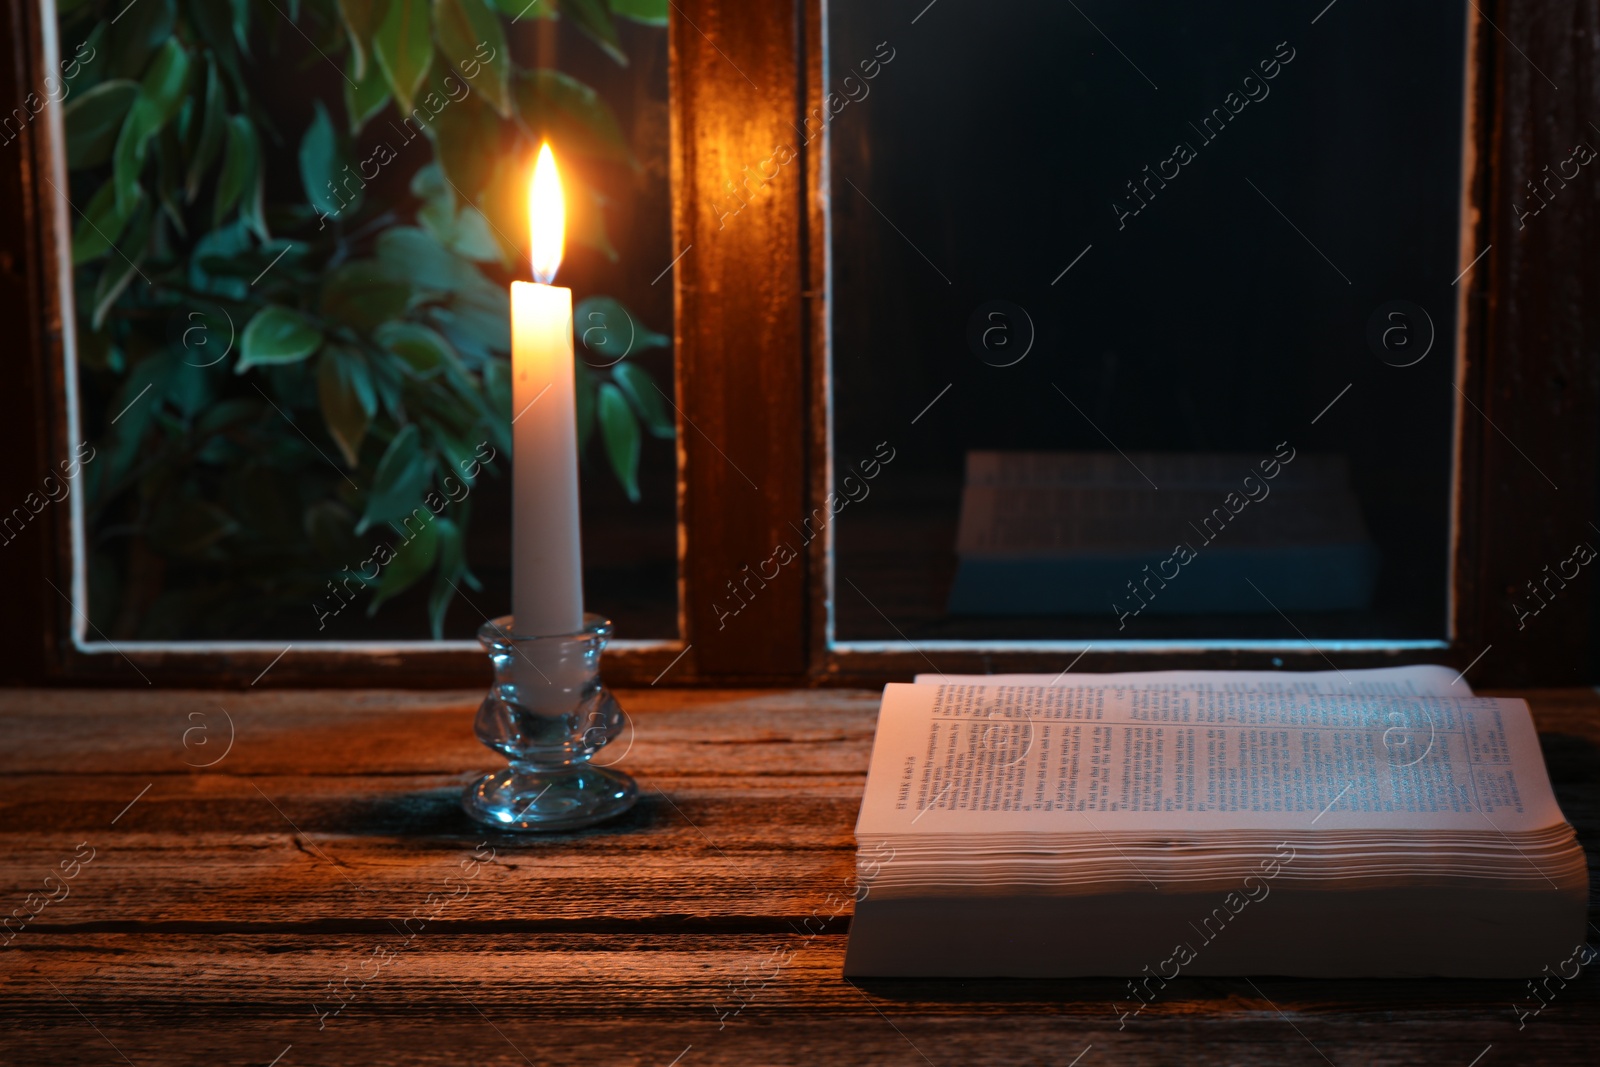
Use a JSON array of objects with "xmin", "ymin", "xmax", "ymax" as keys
[{"xmin": 830, "ymin": 1, "xmax": 1465, "ymax": 644}]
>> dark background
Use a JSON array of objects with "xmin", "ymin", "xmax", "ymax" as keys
[{"xmin": 831, "ymin": 0, "xmax": 1465, "ymax": 641}]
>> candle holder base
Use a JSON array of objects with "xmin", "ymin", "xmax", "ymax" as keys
[
  {"xmin": 463, "ymin": 614, "xmax": 638, "ymax": 832},
  {"xmin": 463, "ymin": 764, "xmax": 637, "ymax": 832}
]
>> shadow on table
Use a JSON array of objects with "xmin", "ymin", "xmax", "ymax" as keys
[
  {"xmin": 845, "ymin": 974, "xmax": 1547, "ymax": 1015},
  {"xmin": 310, "ymin": 781, "xmax": 666, "ymax": 843}
]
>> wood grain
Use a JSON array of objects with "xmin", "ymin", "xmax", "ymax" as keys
[
  {"xmin": 672, "ymin": 0, "xmax": 811, "ymax": 681},
  {"xmin": 0, "ymin": 686, "xmax": 1596, "ymax": 1065},
  {"xmin": 1466, "ymin": 0, "xmax": 1600, "ymax": 687},
  {"xmin": 0, "ymin": 0, "xmax": 63, "ymax": 688},
  {"xmin": 802, "ymin": 1, "xmax": 1600, "ymax": 688}
]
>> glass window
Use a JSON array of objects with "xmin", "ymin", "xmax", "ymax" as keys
[
  {"xmin": 55, "ymin": 0, "xmax": 676, "ymax": 643},
  {"xmin": 828, "ymin": 1, "xmax": 1465, "ymax": 647}
]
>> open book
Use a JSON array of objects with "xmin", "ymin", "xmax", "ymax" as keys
[
  {"xmin": 845, "ymin": 666, "xmax": 1587, "ymax": 977},
  {"xmin": 945, "ymin": 450, "xmax": 1377, "ymax": 616}
]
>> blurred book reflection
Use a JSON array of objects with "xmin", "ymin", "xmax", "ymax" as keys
[{"xmin": 949, "ymin": 451, "xmax": 1377, "ymax": 621}]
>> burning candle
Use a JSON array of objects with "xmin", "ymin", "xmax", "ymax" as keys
[{"xmin": 510, "ymin": 143, "xmax": 584, "ymax": 639}]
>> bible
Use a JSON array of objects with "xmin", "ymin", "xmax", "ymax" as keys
[{"xmin": 844, "ymin": 667, "xmax": 1587, "ymax": 977}]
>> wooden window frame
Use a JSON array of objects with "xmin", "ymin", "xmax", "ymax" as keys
[{"xmin": 2, "ymin": 0, "xmax": 1596, "ymax": 688}]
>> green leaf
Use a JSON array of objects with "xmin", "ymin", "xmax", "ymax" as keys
[
  {"xmin": 320, "ymin": 261, "xmax": 412, "ymax": 332},
  {"xmin": 106, "ymin": 0, "xmax": 176, "ymax": 82},
  {"xmin": 237, "ymin": 307, "xmax": 324, "ymax": 374},
  {"xmin": 429, "ymin": 428, "xmax": 478, "ymax": 483},
  {"xmin": 374, "ymin": 0, "xmax": 433, "ymax": 115},
  {"xmin": 417, "ymin": 198, "xmax": 456, "ymax": 248},
  {"xmin": 376, "ymin": 225, "xmax": 460, "ymax": 290},
  {"xmin": 561, "ymin": 0, "xmax": 627, "ymax": 66},
  {"xmin": 514, "ymin": 68, "xmax": 632, "ymax": 166},
  {"xmin": 358, "ymin": 424, "xmax": 433, "ymax": 533},
  {"xmin": 569, "ymin": 175, "xmax": 617, "ymax": 259},
  {"xmin": 186, "ymin": 218, "xmax": 251, "ymax": 297},
  {"xmin": 433, "ymin": 0, "xmax": 511, "ymax": 117},
  {"xmin": 154, "ymin": 124, "xmax": 186, "ymax": 237},
  {"xmin": 71, "ymin": 178, "xmax": 138, "ymax": 265},
  {"xmin": 184, "ymin": 61, "xmax": 227, "ymax": 202},
  {"xmin": 427, "ymin": 515, "xmax": 470, "ymax": 637},
  {"xmin": 240, "ymin": 140, "xmax": 270, "ymax": 243},
  {"xmin": 300, "ymin": 100, "xmax": 353, "ymax": 218},
  {"xmin": 106, "ymin": 352, "xmax": 179, "ymax": 482},
  {"xmin": 488, "ymin": 0, "xmax": 553, "ymax": 15},
  {"xmin": 575, "ymin": 295, "xmax": 668, "ymax": 363},
  {"xmin": 193, "ymin": 396, "xmax": 257, "ymax": 439},
  {"xmin": 376, "ymin": 321, "xmax": 460, "ymax": 378},
  {"xmin": 167, "ymin": 347, "xmax": 220, "ymax": 417},
  {"xmin": 476, "ymin": 367, "xmax": 511, "ymax": 456},
  {"xmin": 426, "ymin": 76, "xmax": 502, "ymax": 203},
  {"xmin": 450, "ymin": 206, "xmax": 502, "ymax": 262},
  {"xmin": 482, "ymin": 357, "xmax": 512, "ymax": 421},
  {"xmin": 318, "ymin": 349, "xmax": 371, "ymax": 466},
  {"xmin": 90, "ymin": 200, "xmax": 152, "ymax": 330},
  {"xmin": 369, "ymin": 510, "xmax": 440, "ymax": 613},
  {"xmin": 134, "ymin": 39, "xmax": 192, "ymax": 141},
  {"xmin": 64, "ymin": 79, "xmax": 139, "ymax": 169},
  {"xmin": 111, "ymin": 39, "xmax": 192, "ymax": 215},
  {"xmin": 65, "ymin": 23, "xmax": 109, "ymax": 94},
  {"xmin": 440, "ymin": 297, "xmax": 511, "ymax": 358},
  {"xmin": 213, "ymin": 115, "xmax": 258, "ymax": 227},
  {"xmin": 186, "ymin": 0, "xmax": 241, "ymax": 69},
  {"xmin": 367, "ymin": 354, "xmax": 409, "ymax": 423},
  {"xmin": 337, "ymin": 0, "xmax": 383, "ymax": 81},
  {"xmin": 344, "ymin": 53, "xmax": 391, "ymax": 135},
  {"xmin": 612, "ymin": 361, "xmax": 673, "ymax": 439},
  {"xmin": 229, "ymin": 0, "xmax": 252, "ymax": 56},
  {"xmin": 608, "ymin": 0, "xmax": 667, "ymax": 25},
  {"xmin": 596, "ymin": 381, "xmax": 640, "ymax": 501},
  {"xmin": 411, "ymin": 161, "xmax": 451, "ymax": 205},
  {"xmin": 448, "ymin": 256, "xmax": 505, "ymax": 308}
]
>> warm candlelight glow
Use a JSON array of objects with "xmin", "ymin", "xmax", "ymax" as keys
[{"xmin": 528, "ymin": 142, "xmax": 565, "ymax": 285}]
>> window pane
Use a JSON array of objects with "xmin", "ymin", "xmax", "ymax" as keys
[
  {"xmin": 830, "ymin": 1, "xmax": 1465, "ymax": 644},
  {"xmin": 58, "ymin": 0, "xmax": 676, "ymax": 641}
]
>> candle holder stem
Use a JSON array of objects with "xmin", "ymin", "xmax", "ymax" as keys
[{"xmin": 463, "ymin": 614, "xmax": 637, "ymax": 831}]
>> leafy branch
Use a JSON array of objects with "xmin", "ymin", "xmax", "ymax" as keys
[{"xmin": 62, "ymin": 0, "xmax": 671, "ymax": 639}]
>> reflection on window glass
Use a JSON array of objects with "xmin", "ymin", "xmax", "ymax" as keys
[
  {"xmin": 830, "ymin": 1, "xmax": 1463, "ymax": 643},
  {"xmin": 61, "ymin": 0, "xmax": 674, "ymax": 641}
]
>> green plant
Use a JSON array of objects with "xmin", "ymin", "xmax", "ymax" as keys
[{"xmin": 61, "ymin": 0, "xmax": 671, "ymax": 639}]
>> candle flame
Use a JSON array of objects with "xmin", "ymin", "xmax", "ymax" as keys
[{"xmin": 528, "ymin": 143, "xmax": 564, "ymax": 284}]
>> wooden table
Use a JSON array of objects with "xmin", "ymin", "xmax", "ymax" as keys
[{"xmin": 1, "ymin": 687, "xmax": 1596, "ymax": 1066}]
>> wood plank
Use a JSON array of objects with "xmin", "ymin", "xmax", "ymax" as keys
[
  {"xmin": 0, "ymin": 0, "xmax": 65, "ymax": 687},
  {"xmin": 0, "ymin": 687, "xmax": 882, "ymax": 774},
  {"xmin": 2, "ymin": 934, "xmax": 1596, "ymax": 1065},
  {"xmin": 6, "ymin": 931, "xmax": 1596, "ymax": 1021},
  {"xmin": 0, "ymin": 1022, "xmax": 1593, "ymax": 1067},
  {"xmin": 0, "ymin": 688, "xmax": 1592, "ymax": 930},
  {"xmin": 672, "ymin": 0, "xmax": 811, "ymax": 680},
  {"xmin": 0, "ymin": 687, "xmax": 1596, "ymax": 1065},
  {"xmin": 0, "ymin": 784, "xmax": 863, "ymax": 927},
  {"xmin": 1469, "ymin": 0, "xmax": 1600, "ymax": 685}
]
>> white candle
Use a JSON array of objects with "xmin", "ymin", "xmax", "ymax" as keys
[{"xmin": 511, "ymin": 144, "xmax": 584, "ymax": 638}]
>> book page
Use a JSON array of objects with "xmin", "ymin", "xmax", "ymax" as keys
[
  {"xmin": 912, "ymin": 664, "xmax": 1468, "ymax": 697},
  {"xmin": 857, "ymin": 683, "xmax": 1560, "ymax": 836}
]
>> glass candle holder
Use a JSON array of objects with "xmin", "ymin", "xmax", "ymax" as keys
[{"xmin": 462, "ymin": 613, "xmax": 638, "ymax": 831}]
